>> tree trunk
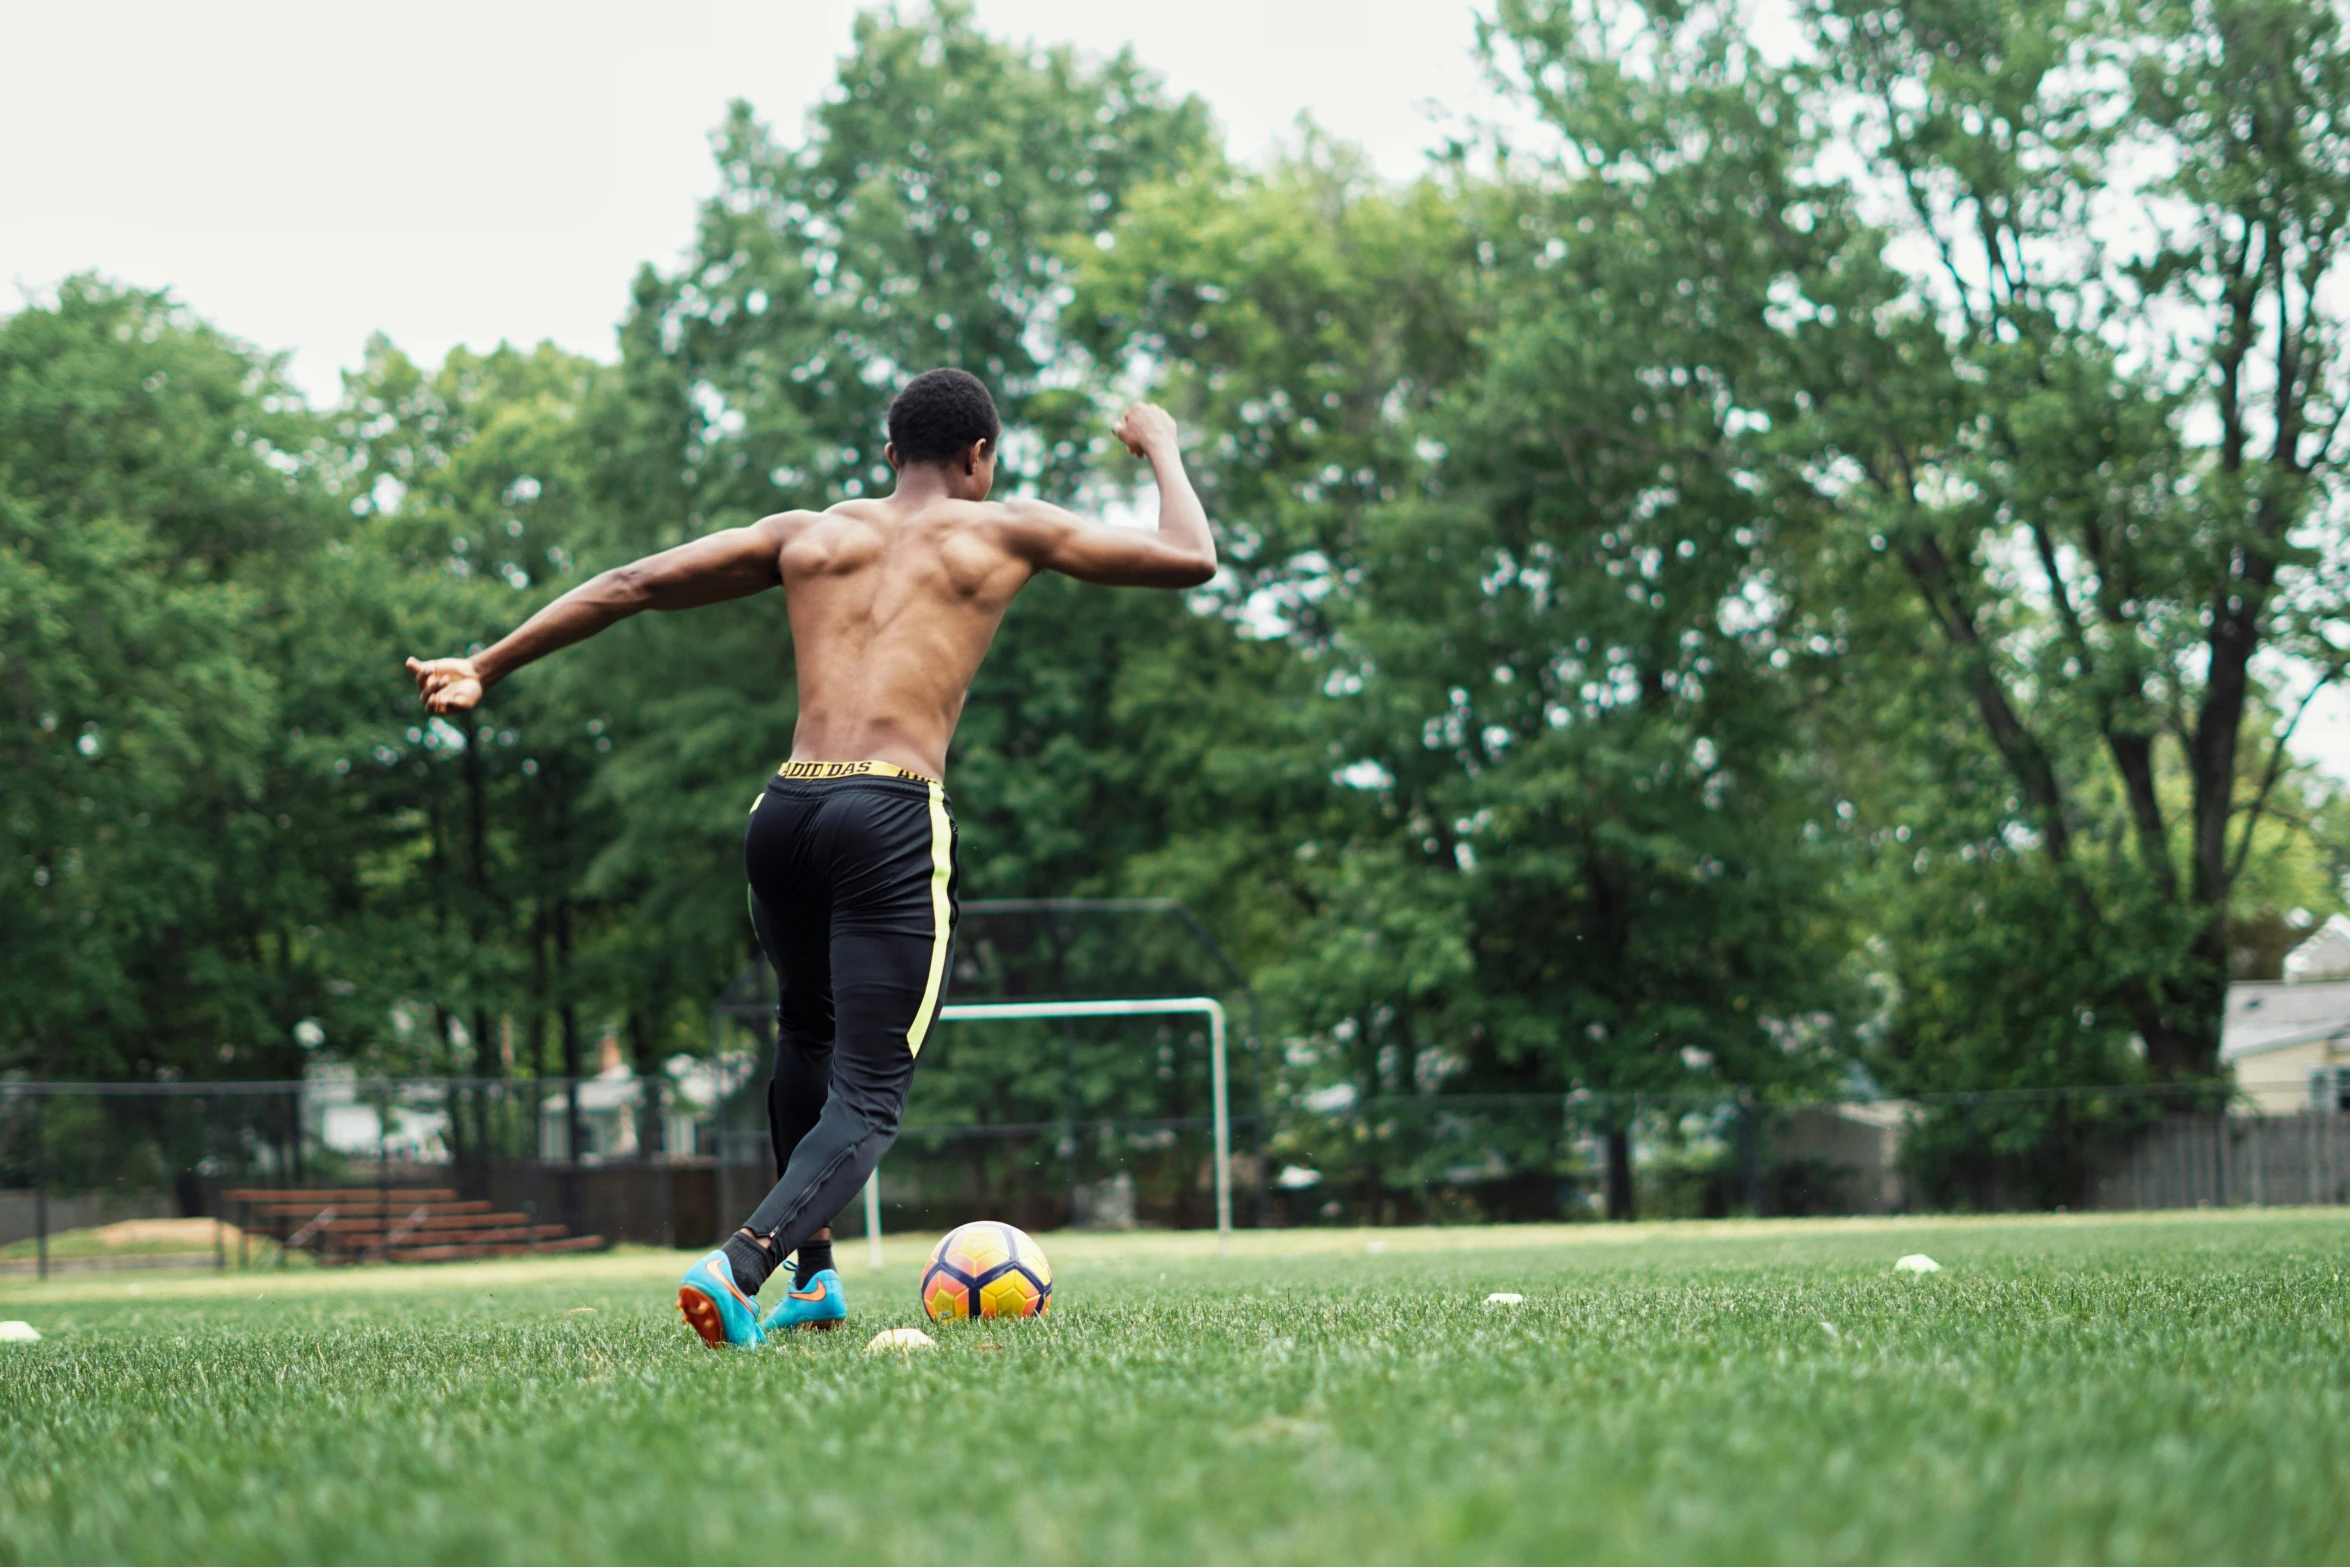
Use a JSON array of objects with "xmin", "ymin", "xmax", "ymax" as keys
[
  {"xmin": 460, "ymin": 724, "xmax": 500, "ymax": 1097},
  {"xmin": 628, "ymin": 1009, "xmax": 664, "ymax": 1157},
  {"xmin": 557, "ymin": 898, "xmax": 585, "ymax": 1164},
  {"xmin": 1604, "ymin": 1126, "xmax": 1635, "ymax": 1222}
]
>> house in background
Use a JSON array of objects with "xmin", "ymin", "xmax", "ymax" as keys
[
  {"xmin": 303, "ymin": 1062, "xmax": 450, "ymax": 1160},
  {"xmin": 2224, "ymin": 914, "xmax": 2350, "ymax": 1114},
  {"xmin": 302, "ymin": 1033, "xmax": 746, "ymax": 1165},
  {"xmin": 536, "ymin": 1032, "xmax": 740, "ymax": 1162}
]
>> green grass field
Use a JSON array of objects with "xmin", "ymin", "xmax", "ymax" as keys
[{"xmin": 2, "ymin": 1211, "xmax": 2346, "ymax": 1566}]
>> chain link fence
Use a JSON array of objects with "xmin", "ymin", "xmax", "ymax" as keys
[{"xmin": 5, "ymin": 1074, "xmax": 2348, "ymax": 1274}]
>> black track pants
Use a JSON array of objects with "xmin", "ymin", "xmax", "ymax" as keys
[{"xmin": 737, "ymin": 762, "xmax": 958, "ymax": 1264}]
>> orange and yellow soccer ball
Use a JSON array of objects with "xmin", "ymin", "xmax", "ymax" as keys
[{"xmin": 920, "ymin": 1221, "xmax": 1053, "ymax": 1322}]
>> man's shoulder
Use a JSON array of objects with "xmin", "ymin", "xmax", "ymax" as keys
[
  {"xmin": 751, "ymin": 506, "xmax": 832, "ymax": 533},
  {"xmin": 970, "ymin": 496, "xmax": 1085, "ymax": 532},
  {"xmin": 758, "ymin": 498, "xmax": 1066, "ymax": 527},
  {"xmin": 767, "ymin": 499, "xmax": 990, "ymax": 529},
  {"xmin": 760, "ymin": 498, "xmax": 1073, "ymax": 558},
  {"xmin": 893, "ymin": 496, "xmax": 1075, "ymax": 539},
  {"xmin": 754, "ymin": 504, "xmax": 898, "ymax": 551}
]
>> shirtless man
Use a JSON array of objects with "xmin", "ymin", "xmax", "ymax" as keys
[{"xmin": 406, "ymin": 369, "xmax": 1214, "ymax": 1347}]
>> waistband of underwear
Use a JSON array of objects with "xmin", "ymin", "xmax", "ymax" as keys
[{"xmin": 774, "ymin": 758, "xmax": 943, "ymax": 789}]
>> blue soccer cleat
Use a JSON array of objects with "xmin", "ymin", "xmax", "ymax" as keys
[
  {"xmin": 759, "ymin": 1267, "xmax": 848, "ymax": 1333},
  {"xmin": 677, "ymin": 1250, "xmax": 767, "ymax": 1350}
]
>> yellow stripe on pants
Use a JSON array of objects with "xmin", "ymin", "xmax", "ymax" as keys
[{"xmin": 905, "ymin": 781, "xmax": 953, "ymax": 1057}]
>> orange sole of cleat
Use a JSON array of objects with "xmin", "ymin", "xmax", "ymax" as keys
[
  {"xmin": 796, "ymin": 1318, "xmax": 843, "ymax": 1332},
  {"xmin": 678, "ymin": 1285, "xmax": 730, "ymax": 1348}
]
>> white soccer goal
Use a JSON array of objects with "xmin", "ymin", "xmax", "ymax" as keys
[{"xmin": 860, "ymin": 995, "xmax": 1234, "ymax": 1265}]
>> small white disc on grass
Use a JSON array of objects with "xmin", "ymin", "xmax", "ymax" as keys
[
  {"xmin": 1485, "ymin": 1293, "xmax": 1525, "ymax": 1306},
  {"xmin": 1365, "ymin": 1240, "xmax": 1390, "ymax": 1254},
  {"xmin": 865, "ymin": 1327, "xmax": 937, "ymax": 1353},
  {"xmin": 0, "ymin": 1321, "xmax": 41, "ymax": 1343},
  {"xmin": 1894, "ymin": 1254, "xmax": 1942, "ymax": 1274}
]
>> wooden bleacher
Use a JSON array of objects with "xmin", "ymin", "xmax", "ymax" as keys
[{"xmin": 223, "ymin": 1186, "xmax": 605, "ymax": 1264}]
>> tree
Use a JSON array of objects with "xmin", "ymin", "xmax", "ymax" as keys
[
  {"xmin": 324, "ymin": 336, "xmax": 624, "ymax": 1095},
  {"xmin": 0, "ymin": 278, "xmax": 339, "ymax": 1080},
  {"xmin": 1790, "ymin": 0, "xmax": 2350, "ymax": 1077},
  {"xmin": 1074, "ymin": 33, "xmax": 1865, "ymax": 1215}
]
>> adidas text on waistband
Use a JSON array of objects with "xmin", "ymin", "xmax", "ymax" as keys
[{"xmin": 776, "ymin": 759, "xmax": 942, "ymax": 788}]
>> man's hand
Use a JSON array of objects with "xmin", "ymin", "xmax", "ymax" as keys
[
  {"xmin": 1113, "ymin": 403, "xmax": 1179, "ymax": 460},
  {"xmin": 406, "ymin": 656, "xmax": 485, "ymax": 715}
]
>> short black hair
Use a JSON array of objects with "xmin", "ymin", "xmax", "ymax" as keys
[{"xmin": 886, "ymin": 368, "xmax": 1000, "ymax": 465}]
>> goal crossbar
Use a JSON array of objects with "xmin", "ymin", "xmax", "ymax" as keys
[{"xmin": 859, "ymin": 996, "xmax": 1233, "ymax": 1266}]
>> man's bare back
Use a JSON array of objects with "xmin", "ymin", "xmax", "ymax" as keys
[{"xmin": 407, "ymin": 400, "xmax": 1213, "ymax": 779}]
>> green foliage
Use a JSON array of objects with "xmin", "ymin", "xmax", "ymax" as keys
[
  {"xmin": 319, "ymin": 337, "xmax": 637, "ymax": 1077},
  {"xmin": 1781, "ymin": 0, "xmax": 2350, "ymax": 1078},
  {"xmin": 1072, "ymin": 21, "xmax": 1862, "ymax": 1131},
  {"xmin": 7, "ymin": 0, "xmax": 2349, "ymax": 1146},
  {"xmin": 0, "ymin": 280, "xmax": 336, "ymax": 1078}
]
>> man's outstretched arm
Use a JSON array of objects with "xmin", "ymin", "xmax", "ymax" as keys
[
  {"xmin": 406, "ymin": 515, "xmax": 793, "ymax": 714},
  {"xmin": 1002, "ymin": 404, "xmax": 1218, "ymax": 589}
]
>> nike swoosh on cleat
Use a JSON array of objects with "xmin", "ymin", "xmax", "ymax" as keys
[
  {"xmin": 696, "ymin": 1261, "xmax": 757, "ymax": 1312},
  {"xmin": 788, "ymin": 1283, "xmax": 829, "ymax": 1302}
]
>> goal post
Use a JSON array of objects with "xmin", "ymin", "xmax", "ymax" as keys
[{"xmin": 858, "ymin": 995, "xmax": 1233, "ymax": 1266}]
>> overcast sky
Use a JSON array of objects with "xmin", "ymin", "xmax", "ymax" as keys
[{"xmin": 2, "ymin": 1, "xmax": 1499, "ymax": 401}]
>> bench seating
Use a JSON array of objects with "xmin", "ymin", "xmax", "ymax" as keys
[{"xmin": 222, "ymin": 1186, "xmax": 606, "ymax": 1265}]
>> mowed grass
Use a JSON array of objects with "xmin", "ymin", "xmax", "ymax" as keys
[{"xmin": 2, "ymin": 1212, "xmax": 2347, "ymax": 1567}]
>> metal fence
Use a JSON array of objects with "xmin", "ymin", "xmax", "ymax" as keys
[{"xmin": 4, "ymin": 1075, "xmax": 2346, "ymax": 1275}]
